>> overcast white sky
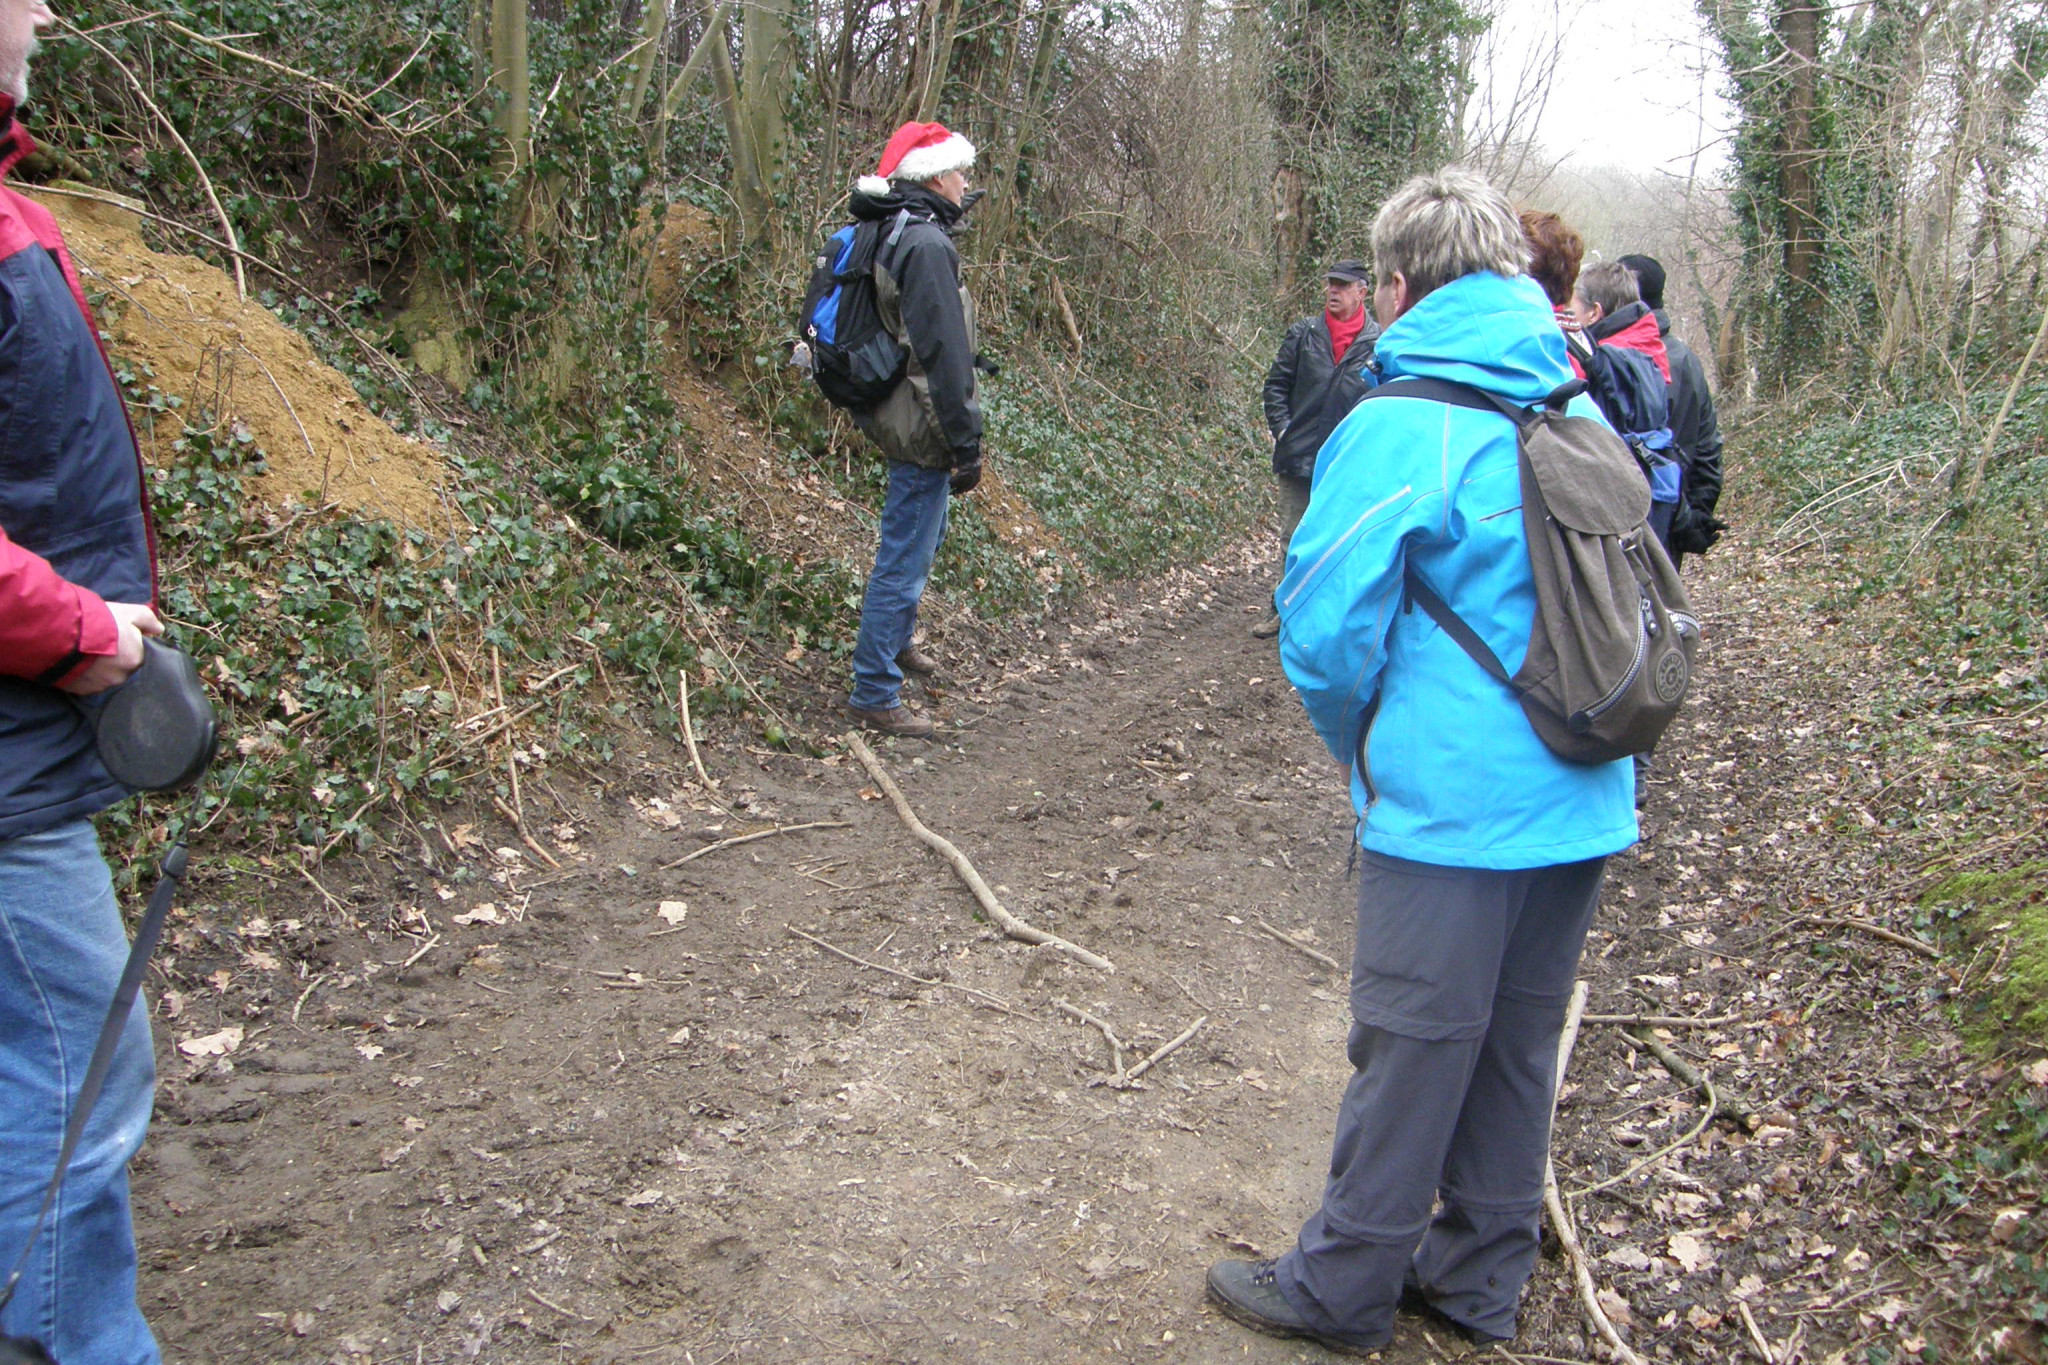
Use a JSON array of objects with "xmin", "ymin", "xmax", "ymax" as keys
[{"xmin": 1477, "ymin": 0, "xmax": 1735, "ymax": 176}]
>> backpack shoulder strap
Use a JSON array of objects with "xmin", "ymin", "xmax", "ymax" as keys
[{"xmin": 1354, "ymin": 373, "xmax": 1584, "ymax": 694}]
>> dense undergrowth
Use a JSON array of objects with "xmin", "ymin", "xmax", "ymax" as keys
[{"xmin": 1736, "ymin": 384, "xmax": 2048, "ymax": 1352}]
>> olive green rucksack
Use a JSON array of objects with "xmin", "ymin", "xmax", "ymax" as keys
[{"xmin": 1361, "ymin": 376, "xmax": 1700, "ymax": 764}]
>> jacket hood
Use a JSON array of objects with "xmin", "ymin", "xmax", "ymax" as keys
[
  {"xmin": 847, "ymin": 181, "xmax": 964, "ymax": 231},
  {"xmin": 1650, "ymin": 306, "xmax": 1673, "ymax": 336},
  {"xmin": 1370, "ymin": 271, "xmax": 1576, "ymax": 405},
  {"xmin": 1591, "ymin": 302, "xmax": 1671, "ymax": 380},
  {"xmin": 0, "ymin": 97, "xmax": 30, "ymax": 181}
]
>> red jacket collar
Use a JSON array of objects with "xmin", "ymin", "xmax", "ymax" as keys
[{"xmin": 0, "ymin": 95, "xmax": 32, "ymax": 181}]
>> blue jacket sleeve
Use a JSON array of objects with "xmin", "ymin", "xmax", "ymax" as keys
[{"xmin": 1274, "ymin": 407, "xmax": 1443, "ymax": 769}]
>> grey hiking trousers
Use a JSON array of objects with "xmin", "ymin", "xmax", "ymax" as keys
[{"xmin": 1274, "ymin": 850, "xmax": 1607, "ymax": 1346}]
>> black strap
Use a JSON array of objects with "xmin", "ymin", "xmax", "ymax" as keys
[
  {"xmin": 1402, "ymin": 570, "xmax": 1516, "ymax": 689},
  {"xmin": 0, "ymin": 837, "xmax": 191, "ymax": 1314}
]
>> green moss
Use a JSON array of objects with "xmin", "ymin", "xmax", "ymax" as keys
[{"xmin": 1920, "ymin": 862, "xmax": 2048, "ymax": 1049}]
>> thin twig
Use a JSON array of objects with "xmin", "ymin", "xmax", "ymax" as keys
[
  {"xmin": 523, "ymin": 1287, "xmax": 592, "ymax": 1322},
  {"xmin": 786, "ymin": 927, "xmax": 1033, "ymax": 1020},
  {"xmin": 1569, "ymin": 1069, "xmax": 1718, "ymax": 1199},
  {"xmin": 1056, "ymin": 999, "xmax": 1126, "ymax": 1083},
  {"xmin": 1582, "ymin": 1012, "xmax": 1740, "ymax": 1028},
  {"xmin": 1737, "ymin": 1301, "xmax": 1777, "ymax": 1363},
  {"xmin": 1809, "ymin": 916, "xmax": 1940, "ymax": 960},
  {"xmin": 397, "ymin": 933, "xmax": 442, "ymax": 971},
  {"xmin": 63, "ymin": 21, "xmax": 246, "ymax": 298},
  {"xmin": 1250, "ymin": 916, "xmax": 1342, "ymax": 972},
  {"xmin": 1123, "ymin": 1015, "xmax": 1207, "ymax": 1083},
  {"xmin": 845, "ymin": 732, "xmax": 1114, "ymax": 973},
  {"xmin": 657, "ymin": 821, "xmax": 851, "ymax": 871},
  {"xmin": 1543, "ymin": 982, "xmax": 1646, "ymax": 1365},
  {"xmin": 677, "ymin": 669, "xmax": 717, "ymax": 792},
  {"xmin": 296, "ymin": 862, "xmax": 344, "ymax": 912}
]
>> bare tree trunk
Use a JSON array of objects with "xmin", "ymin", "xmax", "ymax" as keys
[
  {"xmin": 1776, "ymin": 0, "xmax": 1824, "ymax": 352},
  {"xmin": 629, "ymin": 0, "xmax": 673, "ymax": 119},
  {"xmin": 915, "ymin": 0, "xmax": 964, "ymax": 120},
  {"xmin": 490, "ymin": 0, "xmax": 530, "ymax": 171},
  {"xmin": 737, "ymin": 0, "xmax": 798, "ymax": 242}
]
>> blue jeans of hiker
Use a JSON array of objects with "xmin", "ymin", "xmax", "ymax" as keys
[
  {"xmin": 0, "ymin": 820, "xmax": 160, "ymax": 1365},
  {"xmin": 850, "ymin": 460, "xmax": 952, "ymax": 711}
]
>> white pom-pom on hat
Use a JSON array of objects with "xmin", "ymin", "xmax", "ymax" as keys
[{"xmin": 856, "ymin": 174, "xmax": 891, "ymax": 197}]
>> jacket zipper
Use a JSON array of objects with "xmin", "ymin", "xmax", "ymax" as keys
[{"xmin": 1352, "ymin": 698, "xmax": 1382, "ymax": 807}]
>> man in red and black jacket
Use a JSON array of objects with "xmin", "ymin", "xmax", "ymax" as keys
[
  {"xmin": 1254, "ymin": 260, "xmax": 1381, "ymax": 638},
  {"xmin": 0, "ymin": 2, "xmax": 169, "ymax": 1358}
]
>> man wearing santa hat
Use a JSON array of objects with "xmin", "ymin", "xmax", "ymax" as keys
[{"xmin": 843, "ymin": 120, "xmax": 984, "ymax": 739}]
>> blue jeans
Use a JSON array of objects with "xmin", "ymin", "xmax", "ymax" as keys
[
  {"xmin": 0, "ymin": 820, "xmax": 160, "ymax": 1365},
  {"xmin": 849, "ymin": 461, "xmax": 952, "ymax": 711}
]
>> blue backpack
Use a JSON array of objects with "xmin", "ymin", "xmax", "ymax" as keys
[
  {"xmin": 798, "ymin": 211, "xmax": 912, "ymax": 411},
  {"xmin": 1570, "ymin": 335, "xmax": 1681, "ymax": 546}
]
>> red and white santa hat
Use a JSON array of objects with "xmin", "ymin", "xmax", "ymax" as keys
[{"xmin": 857, "ymin": 121, "xmax": 976, "ymax": 197}]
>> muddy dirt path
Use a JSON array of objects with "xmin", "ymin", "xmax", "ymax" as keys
[{"xmin": 133, "ymin": 540, "xmax": 1966, "ymax": 1364}]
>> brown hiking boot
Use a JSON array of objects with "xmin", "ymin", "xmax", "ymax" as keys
[
  {"xmin": 897, "ymin": 644, "xmax": 939, "ymax": 675},
  {"xmin": 847, "ymin": 702, "xmax": 936, "ymax": 739}
]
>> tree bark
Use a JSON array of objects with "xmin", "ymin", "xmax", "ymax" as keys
[{"xmin": 490, "ymin": 0, "xmax": 530, "ymax": 171}]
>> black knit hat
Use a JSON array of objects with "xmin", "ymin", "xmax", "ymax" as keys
[
  {"xmin": 1617, "ymin": 254, "xmax": 1666, "ymax": 309},
  {"xmin": 1325, "ymin": 260, "xmax": 1371, "ymax": 284}
]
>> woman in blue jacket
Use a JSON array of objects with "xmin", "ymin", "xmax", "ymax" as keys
[{"xmin": 1205, "ymin": 168, "xmax": 1638, "ymax": 1354}]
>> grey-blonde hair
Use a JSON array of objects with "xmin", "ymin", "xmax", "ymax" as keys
[
  {"xmin": 1371, "ymin": 167, "xmax": 1528, "ymax": 303},
  {"xmin": 1575, "ymin": 260, "xmax": 1641, "ymax": 318}
]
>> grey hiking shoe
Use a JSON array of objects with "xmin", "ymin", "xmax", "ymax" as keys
[
  {"xmin": 896, "ymin": 644, "xmax": 939, "ymax": 676},
  {"xmin": 1250, "ymin": 613, "xmax": 1282, "ymax": 639},
  {"xmin": 1205, "ymin": 1259, "xmax": 1386, "ymax": 1356},
  {"xmin": 847, "ymin": 702, "xmax": 936, "ymax": 739}
]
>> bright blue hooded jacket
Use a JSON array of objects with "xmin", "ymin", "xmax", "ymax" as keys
[{"xmin": 1275, "ymin": 271, "xmax": 1638, "ymax": 870}]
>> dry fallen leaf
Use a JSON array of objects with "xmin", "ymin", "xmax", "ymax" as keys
[
  {"xmin": 1991, "ymin": 1208, "xmax": 2029, "ymax": 1244},
  {"xmin": 1668, "ymin": 1232, "xmax": 1714, "ymax": 1273},
  {"xmin": 356, "ymin": 1043, "xmax": 386, "ymax": 1061},
  {"xmin": 452, "ymin": 902, "xmax": 503, "ymax": 926},
  {"xmin": 177, "ymin": 1026, "xmax": 245, "ymax": 1058},
  {"xmin": 657, "ymin": 900, "xmax": 689, "ymax": 926},
  {"xmin": 622, "ymin": 1188, "xmax": 666, "ymax": 1208},
  {"xmin": 2025, "ymin": 1057, "xmax": 2048, "ymax": 1087}
]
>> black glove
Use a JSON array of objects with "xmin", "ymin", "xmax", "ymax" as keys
[
  {"xmin": 974, "ymin": 352, "xmax": 1001, "ymax": 378},
  {"xmin": 1670, "ymin": 500, "xmax": 1727, "ymax": 557},
  {"xmin": 949, "ymin": 458, "xmax": 983, "ymax": 496}
]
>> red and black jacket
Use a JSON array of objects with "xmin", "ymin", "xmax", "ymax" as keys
[{"xmin": 0, "ymin": 98, "xmax": 159, "ymax": 839}]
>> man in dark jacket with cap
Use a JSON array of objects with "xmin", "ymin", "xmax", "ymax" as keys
[
  {"xmin": 1619, "ymin": 254, "xmax": 1725, "ymax": 569},
  {"xmin": 0, "ymin": 2, "xmax": 169, "ymax": 1358},
  {"xmin": 1252, "ymin": 261, "xmax": 1380, "ymax": 637},
  {"xmin": 842, "ymin": 120, "xmax": 983, "ymax": 739}
]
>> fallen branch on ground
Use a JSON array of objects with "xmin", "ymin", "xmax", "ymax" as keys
[
  {"xmin": 1582, "ymin": 1012, "xmax": 1739, "ymax": 1029},
  {"xmin": 1250, "ymin": 916, "xmax": 1342, "ymax": 973},
  {"xmin": 1057, "ymin": 999, "xmax": 1126, "ymax": 1084},
  {"xmin": 657, "ymin": 821, "xmax": 851, "ymax": 871},
  {"xmin": 677, "ymin": 669, "xmax": 717, "ymax": 793},
  {"xmin": 1621, "ymin": 1027, "xmax": 1759, "ymax": 1131},
  {"xmin": 1119, "ymin": 1015, "xmax": 1207, "ymax": 1086},
  {"xmin": 1569, "ymin": 1067, "xmax": 1717, "ymax": 1199},
  {"xmin": 786, "ymin": 926, "xmax": 1033, "ymax": 1020},
  {"xmin": 1809, "ymin": 915, "xmax": 1939, "ymax": 960},
  {"xmin": 845, "ymin": 732, "xmax": 1114, "ymax": 972},
  {"xmin": 1544, "ymin": 981, "xmax": 1647, "ymax": 1365}
]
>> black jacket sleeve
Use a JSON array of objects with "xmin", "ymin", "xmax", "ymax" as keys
[
  {"xmin": 890, "ymin": 226, "xmax": 981, "ymax": 462},
  {"xmin": 1263, "ymin": 322, "xmax": 1304, "ymax": 438},
  {"xmin": 1666, "ymin": 340, "xmax": 1725, "ymax": 515}
]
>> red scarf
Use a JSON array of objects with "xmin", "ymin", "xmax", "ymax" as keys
[{"xmin": 1328, "ymin": 307, "xmax": 1366, "ymax": 362}]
